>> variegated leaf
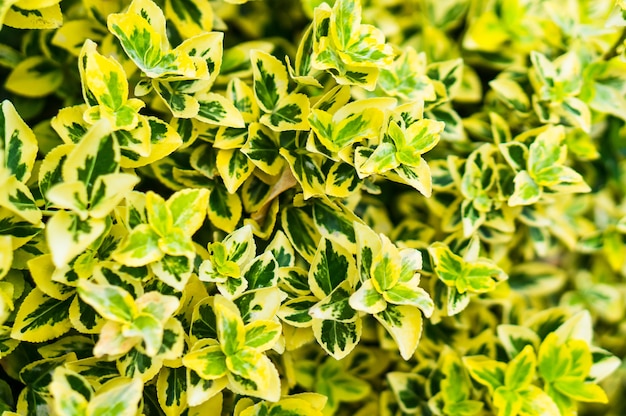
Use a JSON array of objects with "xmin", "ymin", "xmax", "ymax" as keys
[
  {"xmin": 17, "ymin": 356, "xmax": 75, "ymax": 415},
  {"xmin": 187, "ymin": 370, "xmax": 227, "ymax": 407},
  {"xmin": 375, "ymin": 304, "xmax": 423, "ymax": 360},
  {"xmin": 226, "ymin": 350, "xmax": 281, "ymax": 402},
  {"xmin": 349, "ymin": 279, "xmax": 386, "ymax": 314},
  {"xmin": 267, "ymin": 230, "xmax": 295, "ymax": 267},
  {"xmin": 234, "ymin": 287, "xmax": 286, "ymax": 325},
  {"xmin": 167, "ymin": 188, "xmax": 210, "ymax": 235},
  {"xmin": 244, "ymin": 320, "xmax": 281, "ymax": 351},
  {"xmin": 287, "ymin": 23, "xmax": 322, "ymax": 87},
  {"xmin": 309, "ymin": 237, "xmax": 357, "ymax": 299},
  {"xmin": 5, "ymin": 56, "xmax": 63, "ymax": 97},
  {"xmin": 77, "ymin": 279, "xmax": 137, "ymax": 323},
  {"xmin": 107, "ymin": 1, "xmax": 196, "ymax": 78},
  {"xmin": 45, "ymin": 180, "xmax": 89, "ymax": 220},
  {"xmin": 46, "ymin": 212, "xmax": 106, "ymax": 268},
  {"xmin": 116, "ymin": 346, "xmax": 164, "ymax": 380},
  {"xmin": 49, "ymin": 367, "xmax": 91, "ymax": 416},
  {"xmin": 383, "ymin": 283, "xmax": 433, "ymax": 316},
  {"xmin": 379, "ymin": 47, "xmax": 436, "ymax": 101},
  {"xmin": 509, "ymin": 171, "xmax": 541, "ymax": 206},
  {"xmin": 308, "ymin": 100, "xmax": 386, "ymax": 153},
  {"xmin": 227, "ymin": 78, "xmax": 260, "ymax": 123},
  {"xmin": 1, "ymin": 100, "xmax": 38, "ymax": 182},
  {"xmin": 390, "ymin": 119, "xmax": 443, "ymax": 165},
  {"xmin": 81, "ymin": 40, "xmax": 144, "ymax": 130},
  {"xmin": 0, "ymin": 176, "xmax": 41, "ymax": 225},
  {"xmin": 242, "ymin": 252, "xmax": 278, "ymax": 290},
  {"xmin": 38, "ymin": 145, "xmax": 72, "ymax": 208},
  {"xmin": 153, "ymin": 81, "xmax": 200, "ymax": 119},
  {"xmin": 69, "ymin": 296, "xmax": 105, "ymax": 335},
  {"xmin": 260, "ymin": 93, "xmax": 310, "ymax": 132},
  {"xmin": 27, "ymin": 254, "xmax": 73, "ymax": 300},
  {"xmin": 146, "ymin": 191, "xmax": 172, "ymax": 236},
  {"xmin": 64, "ymin": 356, "xmax": 120, "ymax": 387},
  {"xmin": 325, "ymin": 161, "xmax": 361, "ymax": 197},
  {"xmin": 309, "ymin": 280, "xmax": 357, "ymax": 323},
  {"xmin": 370, "ymin": 235, "xmax": 402, "ymax": 293},
  {"xmin": 278, "ymin": 296, "xmax": 317, "ymax": 328},
  {"xmin": 121, "ymin": 117, "xmax": 182, "ymax": 168},
  {"xmin": 354, "ymin": 221, "xmax": 381, "ymax": 282},
  {"xmin": 241, "ymin": 123, "xmax": 283, "ymax": 176},
  {"xmin": 312, "ymin": 318, "xmax": 361, "ymax": 360},
  {"xmin": 387, "ymin": 372, "xmax": 427, "ymax": 414},
  {"xmin": 311, "ymin": 0, "xmax": 393, "ymax": 90},
  {"xmin": 61, "ymin": 121, "xmax": 119, "ymax": 195},
  {"xmin": 86, "ymin": 377, "xmax": 143, "ymax": 416},
  {"xmin": 152, "ymin": 253, "xmax": 194, "ymax": 291},
  {"xmin": 429, "ymin": 242, "xmax": 506, "ymax": 295},
  {"xmin": 214, "ymin": 295, "xmax": 246, "ymax": 355},
  {"xmin": 251, "ymin": 49, "xmax": 289, "ymax": 113},
  {"xmin": 10, "ymin": 288, "xmax": 73, "ymax": 342},
  {"xmin": 219, "ymin": 224, "xmax": 256, "ymax": 267},
  {"xmin": 356, "ymin": 143, "xmax": 399, "ymax": 176},
  {"xmin": 195, "ymin": 92, "xmax": 245, "ymax": 128},
  {"xmin": 113, "ymin": 224, "xmax": 163, "ymax": 267},
  {"xmin": 251, "ymin": 49, "xmax": 310, "ymax": 131},
  {"xmin": 216, "ymin": 149, "xmax": 255, "ymax": 194},
  {"xmin": 50, "ymin": 105, "xmax": 89, "ymax": 144},
  {"xmin": 214, "ymin": 126, "xmax": 248, "ymax": 150},
  {"xmin": 389, "ymin": 159, "xmax": 433, "ymax": 197},
  {"xmin": 313, "ymin": 84, "xmax": 351, "ymax": 113},
  {"xmin": 4, "ymin": 3, "xmax": 62, "ymax": 29},
  {"xmin": 279, "ymin": 149, "xmax": 326, "ymax": 200},
  {"xmin": 184, "ymin": 342, "xmax": 227, "ymax": 381},
  {"xmin": 463, "ymin": 355, "xmax": 506, "ymax": 393},
  {"xmin": 89, "ymin": 173, "xmax": 140, "ymax": 219},
  {"xmin": 51, "ymin": 19, "xmax": 104, "ymax": 56},
  {"xmin": 190, "ymin": 297, "xmax": 217, "ymax": 343},
  {"xmin": 157, "ymin": 366, "xmax": 188, "ymax": 416},
  {"xmin": 490, "ymin": 78, "xmax": 531, "ymax": 114},
  {"xmin": 165, "ymin": 0, "xmax": 214, "ymax": 39},
  {"xmin": 281, "ymin": 205, "xmax": 321, "ymax": 262}
]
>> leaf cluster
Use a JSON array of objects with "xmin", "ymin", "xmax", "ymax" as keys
[{"xmin": 0, "ymin": 0, "xmax": 625, "ymax": 415}]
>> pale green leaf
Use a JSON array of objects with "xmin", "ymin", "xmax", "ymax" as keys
[
  {"xmin": 113, "ymin": 224, "xmax": 162, "ymax": 267},
  {"xmin": 505, "ymin": 345, "xmax": 536, "ymax": 391},
  {"xmin": 244, "ymin": 320, "xmax": 282, "ymax": 351},
  {"xmin": 87, "ymin": 377, "xmax": 143, "ymax": 416},
  {"xmin": 349, "ymin": 279, "xmax": 386, "ymax": 314},
  {"xmin": 463, "ymin": 356, "xmax": 506, "ymax": 393}
]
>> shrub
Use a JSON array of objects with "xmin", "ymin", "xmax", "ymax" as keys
[{"xmin": 0, "ymin": 0, "xmax": 625, "ymax": 414}]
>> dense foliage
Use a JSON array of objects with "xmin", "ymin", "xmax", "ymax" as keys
[{"xmin": 0, "ymin": 0, "xmax": 625, "ymax": 414}]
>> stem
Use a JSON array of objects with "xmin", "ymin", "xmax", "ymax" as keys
[{"xmin": 604, "ymin": 27, "xmax": 626, "ymax": 60}]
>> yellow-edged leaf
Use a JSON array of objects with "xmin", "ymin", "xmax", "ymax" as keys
[
  {"xmin": 11, "ymin": 287, "xmax": 73, "ymax": 342},
  {"xmin": 1, "ymin": 100, "xmax": 38, "ymax": 182},
  {"xmin": 4, "ymin": 3, "xmax": 62, "ymax": 29}
]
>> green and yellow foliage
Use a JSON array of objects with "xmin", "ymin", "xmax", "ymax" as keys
[{"xmin": 0, "ymin": 0, "xmax": 625, "ymax": 414}]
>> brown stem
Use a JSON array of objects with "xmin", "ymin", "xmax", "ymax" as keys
[{"xmin": 604, "ymin": 28, "xmax": 626, "ymax": 60}]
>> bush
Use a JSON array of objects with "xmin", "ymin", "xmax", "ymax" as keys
[{"xmin": 0, "ymin": 0, "xmax": 625, "ymax": 414}]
